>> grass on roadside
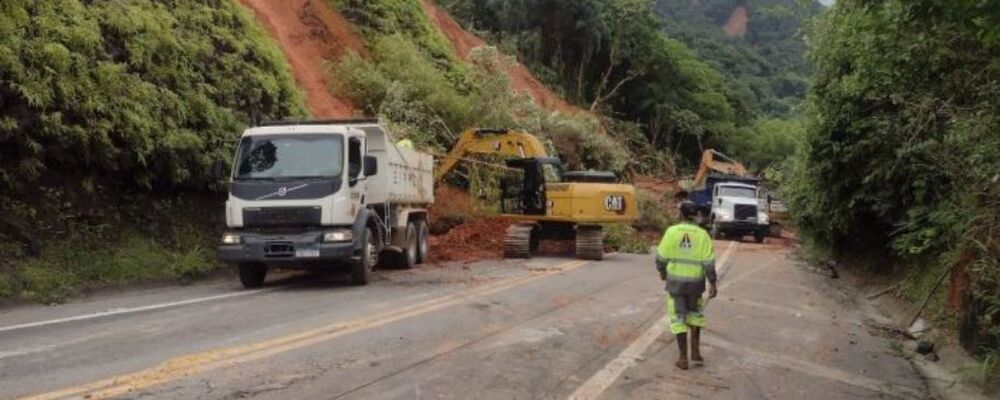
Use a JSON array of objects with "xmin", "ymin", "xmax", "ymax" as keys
[{"xmin": 1, "ymin": 228, "xmax": 218, "ymax": 304}]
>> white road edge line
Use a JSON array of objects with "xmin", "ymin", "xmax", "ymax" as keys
[
  {"xmin": 0, "ymin": 288, "xmax": 272, "ymax": 334},
  {"xmin": 567, "ymin": 241, "xmax": 740, "ymax": 400}
]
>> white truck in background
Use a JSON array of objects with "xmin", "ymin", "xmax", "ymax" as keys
[{"xmin": 214, "ymin": 119, "xmax": 434, "ymax": 287}]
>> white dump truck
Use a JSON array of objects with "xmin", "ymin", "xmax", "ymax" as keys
[{"xmin": 214, "ymin": 119, "xmax": 434, "ymax": 287}]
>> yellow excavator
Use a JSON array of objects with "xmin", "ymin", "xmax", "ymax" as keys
[{"xmin": 436, "ymin": 128, "xmax": 638, "ymax": 260}]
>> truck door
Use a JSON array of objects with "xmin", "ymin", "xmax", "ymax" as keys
[{"xmin": 347, "ymin": 134, "xmax": 366, "ymax": 218}]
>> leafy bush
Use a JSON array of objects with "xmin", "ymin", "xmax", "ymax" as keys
[
  {"xmin": 605, "ymin": 224, "xmax": 651, "ymax": 254},
  {"xmin": 787, "ymin": 0, "xmax": 1000, "ymax": 372},
  {"xmin": 0, "ymin": 0, "xmax": 307, "ymax": 192}
]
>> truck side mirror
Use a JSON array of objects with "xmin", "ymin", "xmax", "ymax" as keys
[
  {"xmin": 363, "ymin": 155, "xmax": 378, "ymax": 176},
  {"xmin": 211, "ymin": 160, "xmax": 227, "ymax": 181}
]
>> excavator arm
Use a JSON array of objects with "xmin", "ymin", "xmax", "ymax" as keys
[{"xmin": 435, "ymin": 128, "xmax": 550, "ymax": 183}]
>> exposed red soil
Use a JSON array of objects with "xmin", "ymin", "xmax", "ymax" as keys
[
  {"xmin": 633, "ymin": 175, "xmax": 681, "ymax": 197},
  {"xmin": 723, "ymin": 5, "xmax": 748, "ymax": 38},
  {"xmin": 427, "ymin": 216, "xmax": 507, "ymax": 263},
  {"xmin": 238, "ymin": 0, "xmax": 364, "ymax": 117},
  {"xmin": 420, "ymin": 0, "xmax": 579, "ymax": 114},
  {"xmin": 428, "ymin": 186, "xmax": 477, "ymax": 221}
]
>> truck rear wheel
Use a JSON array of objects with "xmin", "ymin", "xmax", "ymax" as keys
[
  {"xmin": 351, "ymin": 227, "xmax": 376, "ymax": 285},
  {"xmin": 399, "ymin": 222, "xmax": 418, "ymax": 269},
  {"xmin": 238, "ymin": 263, "xmax": 267, "ymax": 288},
  {"xmin": 415, "ymin": 220, "xmax": 429, "ymax": 264}
]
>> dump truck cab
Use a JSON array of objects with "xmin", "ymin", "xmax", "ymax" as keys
[
  {"xmin": 706, "ymin": 181, "xmax": 769, "ymax": 242},
  {"xmin": 216, "ymin": 119, "xmax": 434, "ymax": 287}
]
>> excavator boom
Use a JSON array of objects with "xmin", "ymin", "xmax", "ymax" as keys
[{"xmin": 435, "ymin": 128, "xmax": 549, "ymax": 183}]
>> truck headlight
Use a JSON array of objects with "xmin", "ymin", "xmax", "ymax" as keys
[
  {"xmin": 715, "ymin": 211, "xmax": 733, "ymax": 222},
  {"xmin": 221, "ymin": 233, "xmax": 242, "ymax": 245},
  {"xmin": 758, "ymin": 212, "xmax": 770, "ymax": 224},
  {"xmin": 323, "ymin": 229, "xmax": 353, "ymax": 242}
]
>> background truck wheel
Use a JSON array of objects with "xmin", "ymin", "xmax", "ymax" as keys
[
  {"xmin": 351, "ymin": 227, "xmax": 376, "ymax": 285},
  {"xmin": 398, "ymin": 222, "xmax": 418, "ymax": 269},
  {"xmin": 754, "ymin": 231, "xmax": 766, "ymax": 243},
  {"xmin": 415, "ymin": 220, "xmax": 429, "ymax": 264},
  {"xmin": 710, "ymin": 221, "xmax": 721, "ymax": 239},
  {"xmin": 238, "ymin": 263, "xmax": 267, "ymax": 288}
]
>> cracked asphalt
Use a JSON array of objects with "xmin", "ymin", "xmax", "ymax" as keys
[{"xmin": 0, "ymin": 241, "xmax": 929, "ymax": 399}]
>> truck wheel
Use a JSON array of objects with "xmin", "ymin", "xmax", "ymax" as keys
[
  {"xmin": 238, "ymin": 263, "xmax": 267, "ymax": 288},
  {"xmin": 754, "ymin": 231, "xmax": 766, "ymax": 243},
  {"xmin": 398, "ymin": 222, "xmax": 418, "ymax": 269},
  {"xmin": 710, "ymin": 221, "xmax": 721, "ymax": 240},
  {"xmin": 415, "ymin": 220, "xmax": 429, "ymax": 264},
  {"xmin": 351, "ymin": 227, "xmax": 376, "ymax": 285}
]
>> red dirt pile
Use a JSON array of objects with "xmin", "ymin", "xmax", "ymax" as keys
[
  {"xmin": 427, "ymin": 186, "xmax": 506, "ymax": 263},
  {"xmin": 420, "ymin": 0, "xmax": 579, "ymax": 114},
  {"xmin": 238, "ymin": 0, "xmax": 365, "ymax": 117}
]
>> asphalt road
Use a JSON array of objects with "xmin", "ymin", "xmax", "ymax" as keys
[{"xmin": 0, "ymin": 241, "xmax": 929, "ymax": 399}]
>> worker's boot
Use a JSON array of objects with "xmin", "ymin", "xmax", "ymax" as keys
[
  {"xmin": 675, "ymin": 333, "xmax": 689, "ymax": 370},
  {"xmin": 690, "ymin": 327, "xmax": 703, "ymax": 363}
]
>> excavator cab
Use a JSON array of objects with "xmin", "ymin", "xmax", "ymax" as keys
[{"xmin": 500, "ymin": 157, "xmax": 562, "ymax": 216}]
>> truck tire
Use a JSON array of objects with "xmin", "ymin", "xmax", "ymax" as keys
[
  {"xmin": 754, "ymin": 230, "xmax": 766, "ymax": 243},
  {"xmin": 351, "ymin": 227, "xmax": 376, "ymax": 285},
  {"xmin": 710, "ymin": 221, "xmax": 721, "ymax": 240},
  {"xmin": 395, "ymin": 222, "xmax": 418, "ymax": 269},
  {"xmin": 415, "ymin": 220, "xmax": 429, "ymax": 264},
  {"xmin": 238, "ymin": 263, "xmax": 267, "ymax": 288}
]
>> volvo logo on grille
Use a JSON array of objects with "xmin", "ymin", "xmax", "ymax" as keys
[{"xmin": 257, "ymin": 183, "xmax": 309, "ymax": 200}]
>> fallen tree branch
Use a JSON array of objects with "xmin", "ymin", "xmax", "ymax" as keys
[
  {"xmin": 867, "ymin": 283, "xmax": 902, "ymax": 299},
  {"xmin": 907, "ymin": 266, "xmax": 951, "ymax": 328}
]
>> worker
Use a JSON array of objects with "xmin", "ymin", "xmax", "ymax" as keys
[
  {"xmin": 655, "ymin": 204, "xmax": 718, "ymax": 370},
  {"xmin": 396, "ymin": 138, "xmax": 414, "ymax": 149}
]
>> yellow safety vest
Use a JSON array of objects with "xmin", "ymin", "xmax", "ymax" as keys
[{"xmin": 656, "ymin": 223, "xmax": 716, "ymax": 295}]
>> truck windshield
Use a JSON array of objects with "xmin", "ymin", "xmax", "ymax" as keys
[
  {"xmin": 234, "ymin": 135, "xmax": 343, "ymax": 180},
  {"xmin": 719, "ymin": 186, "xmax": 756, "ymax": 198}
]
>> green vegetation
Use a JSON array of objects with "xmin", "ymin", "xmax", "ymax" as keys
[
  {"xmin": 604, "ymin": 224, "xmax": 651, "ymax": 254},
  {"xmin": 330, "ymin": 0, "xmax": 636, "ymax": 175},
  {"xmin": 655, "ymin": 0, "xmax": 822, "ymax": 117},
  {"xmin": 6, "ymin": 230, "xmax": 212, "ymax": 304},
  {"xmin": 0, "ymin": 0, "xmax": 307, "ymax": 302},
  {"xmin": 0, "ymin": 0, "xmax": 306, "ymax": 193},
  {"xmin": 439, "ymin": 0, "xmax": 750, "ymax": 167},
  {"xmin": 787, "ymin": 0, "xmax": 1000, "ymax": 377}
]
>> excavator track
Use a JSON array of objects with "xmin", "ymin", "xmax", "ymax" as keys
[
  {"xmin": 503, "ymin": 224, "xmax": 534, "ymax": 259},
  {"xmin": 575, "ymin": 225, "xmax": 604, "ymax": 261}
]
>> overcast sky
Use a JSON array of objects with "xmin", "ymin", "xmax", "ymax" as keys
[{"xmin": 819, "ymin": 0, "xmax": 835, "ymax": 5}]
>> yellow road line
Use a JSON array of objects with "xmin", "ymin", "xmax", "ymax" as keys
[{"xmin": 23, "ymin": 259, "xmax": 590, "ymax": 400}]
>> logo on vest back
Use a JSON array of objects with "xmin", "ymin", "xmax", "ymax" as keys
[{"xmin": 679, "ymin": 233, "xmax": 693, "ymax": 251}]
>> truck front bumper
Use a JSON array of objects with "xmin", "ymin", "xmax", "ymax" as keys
[
  {"xmin": 716, "ymin": 220, "xmax": 768, "ymax": 235},
  {"xmin": 216, "ymin": 230, "xmax": 356, "ymax": 267}
]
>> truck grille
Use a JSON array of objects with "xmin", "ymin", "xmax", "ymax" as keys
[
  {"xmin": 735, "ymin": 204, "xmax": 757, "ymax": 221},
  {"xmin": 243, "ymin": 207, "xmax": 321, "ymax": 228}
]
